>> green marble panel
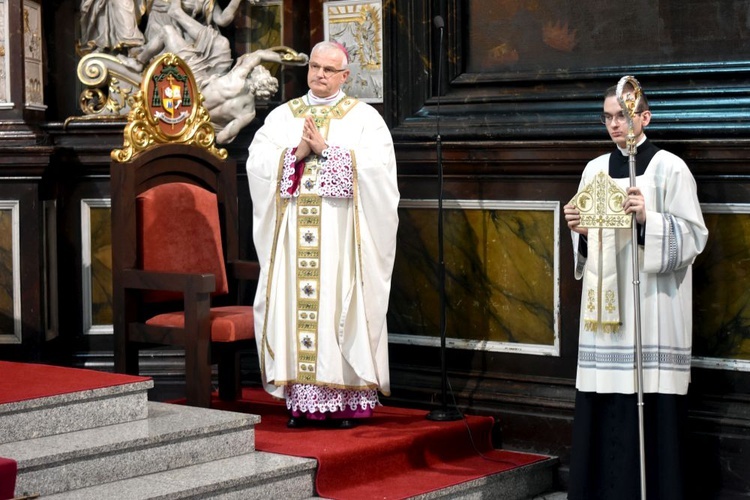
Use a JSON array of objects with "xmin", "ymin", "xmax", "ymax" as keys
[
  {"xmin": 238, "ymin": 2, "xmax": 283, "ymax": 80},
  {"xmin": 0, "ymin": 209, "xmax": 14, "ymax": 335},
  {"xmin": 388, "ymin": 205, "xmax": 556, "ymax": 347},
  {"xmin": 89, "ymin": 207, "xmax": 112, "ymax": 326},
  {"xmin": 693, "ymin": 212, "xmax": 750, "ymax": 361},
  {"xmin": 247, "ymin": 2, "xmax": 282, "ymax": 51}
]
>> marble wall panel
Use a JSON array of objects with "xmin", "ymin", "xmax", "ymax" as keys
[
  {"xmin": 0, "ymin": 201, "xmax": 20, "ymax": 343},
  {"xmin": 0, "ymin": 207, "xmax": 14, "ymax": 337},
  {"xmin": 388, "ymin": 200, "xmax": 559, "ymax": 355},
  {"xmin": 693, "ymin": 205, "xmax": 750, "ymax": 370},
  {"xmin": 70, "ymin": 193, "xmax": 750, "ymax": 367},
  {"xmin": 236, "ymin": 1, "xmax": 284, "ymax": 96},
  {"xmin": 81, "ymin": 200, "xmax": 112, "ymax": 335}
]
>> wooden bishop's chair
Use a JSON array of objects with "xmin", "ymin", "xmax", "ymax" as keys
[{"xmin": 110, "ymin": 53, "xmax": 258, "ymax": 407}]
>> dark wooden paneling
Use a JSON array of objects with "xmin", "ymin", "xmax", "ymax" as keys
[
  {"xmin": 0, "ymin": 148, "xmax": 53, "ymax": 361},
  {"xmin": 0, "ymin": 1, "xmax": 746, "ymax": 496},
  {"xmin": 44, "ymin": 122, "xmax": 124, "ymax": 362},
  {"xmin": 389, "ymin": 135, "xmax": 750, "ymax": 498},
  {"xmin": 386, "ymin": 0, "xmax": 750, "ymax": 142}
]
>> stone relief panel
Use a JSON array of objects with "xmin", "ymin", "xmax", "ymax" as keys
[
  {"xmin": 324, "ymin": 0, "xmax": 383, "ymax": 103},
  {"xmin": 75, "ymin": 0, "xmax": 306, "ymax": 144},
  {"xmin": 0, "ymin": 0, "xmax": 7, "ymax": 104},
  {"xmin": 23, "ymin": 0, "xmax": 44, "ymax": 109}
]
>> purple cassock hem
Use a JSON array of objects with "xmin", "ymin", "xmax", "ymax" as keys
[{"xmin": 290, "ymin": 406, "xmax": 374, "ymax": 421}]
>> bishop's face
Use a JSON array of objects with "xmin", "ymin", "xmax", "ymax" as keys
[
  {"xmin": 307, "ymin": 49, "xmax": 350, "ymax": 99},
  {"xmin": 602, "ymin": 95, "xmax": 652, "ymax": 149}
]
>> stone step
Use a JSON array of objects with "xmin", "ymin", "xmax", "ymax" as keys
[
  {"xmin": 0, "ymin": 379, "xmax": 152, "ymax": 444},
  {"xmin": 301, "ymin": 456, "xmax": 558, "ymax": 500},
  {"xmin": 0, "ymin": 401, "xmax": 259, "ymax": 497},
  {"xmin": 38, "ymin": 452, "xmax": 317, "ymax": 500},
  {"xmin": 416, "ymin": 457, "xmax": 558, "ymax": 499}
]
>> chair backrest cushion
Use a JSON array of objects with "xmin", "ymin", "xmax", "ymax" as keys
[{"xmin": 137, "ymin": 182, "xmax": 228, "ymax": 302}]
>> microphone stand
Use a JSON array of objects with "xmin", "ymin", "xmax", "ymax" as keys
[
  {"xmin": 616, "ymin": 75, "xmax": 647, "ymax": 499},
  {"xmin": 427, "ymin": 15, "xmax": 462, "ymax": 422}
]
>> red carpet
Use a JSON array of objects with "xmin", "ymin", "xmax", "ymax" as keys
[
  {"xmin": 0, "ymin": 457, "xmax": 16, "ymax": 500},
  {"xmin": 0, "ymin": 361, "xmax": 150, "ymax": 404},
  {"xmin": 212, "ymin": 387, "xmax": 548, "ymax": 500},
  {"xmin": 0, "ymin": 362, "xmax": 149, "ymax": 499},
  {"xmin": 0, "ymin": 363, "xmax": 547, "ymax": 499}
]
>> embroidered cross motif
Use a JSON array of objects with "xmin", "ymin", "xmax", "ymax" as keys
[
  {"xmin": 587, "ymin": 289, "xmax": 596, "ymax": 312},
  {"xmin": 605, "ymin": 290, "xmax": 616, "ymax": 313},
  {"xmin": 570, "ymin": 171, "xmax": 631, "ymax": 228}
]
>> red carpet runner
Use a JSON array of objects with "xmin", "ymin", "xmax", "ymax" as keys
[
  {"xmin": 0, "ymin": 361, "xmax": 150, "ymax": 499},
  {"xmin": 0, "ymin": 362, "xmax": 547, "ymax": 499},
  {"xmin": 212, "ymin": 387, "xmax": 548, "ymax": 500},
  {"xmin": 0, "ymin": 361, "xmax": 150, "ymax": 404}
]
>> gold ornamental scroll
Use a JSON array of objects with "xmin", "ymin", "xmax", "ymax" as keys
[
  {"xmin": 111, "ymin": 53, "xmax": 226, "ymax": 163},
  {"xmin": 569, "ymin": 171, "xmax": 631, "ymax": 229}
]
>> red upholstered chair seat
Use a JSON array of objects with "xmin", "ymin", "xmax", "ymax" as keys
[{"xmin": 146, "ymin": 305, "xmax": 255, "ymax": 342}]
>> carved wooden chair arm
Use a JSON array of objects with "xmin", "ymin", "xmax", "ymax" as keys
[
  {"xmin": 121, "ymin": 268, "xmax": 216, "ymax": 293},
  {"xmin": 227, "ymin": 260, "xmax": 261, "ymax": 281}
]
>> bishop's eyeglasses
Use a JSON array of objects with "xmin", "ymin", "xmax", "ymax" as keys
[
  {"xmin": 309, "ymin": 62, "xmax": 347, "ymax": 77},
  {"xmin": 600, "ymin": 111, "xmax": 642, "ymax": 125}
]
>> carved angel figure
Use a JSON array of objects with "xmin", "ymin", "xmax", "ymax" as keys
[
  {"xmin": 77, "ymin": 0, "xmax": 307, "ymax": 144},
  {"xmin": 79, "ymin": 0, "xmax": 145, "ymax": 54}
]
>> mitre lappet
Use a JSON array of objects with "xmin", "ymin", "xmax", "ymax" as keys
[{"xmin": 570, "ymin": 171, "xmax": 631, "ymax": 333}]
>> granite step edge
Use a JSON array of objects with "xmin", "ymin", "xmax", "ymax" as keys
[
  {"xmin": 37, "ymin": 451, "xmax": 318, "ymax": 500},
  {"xmin": 4, "ymin": 402, "xmax": 262, "ymax": 496},
  {"xmin": 0, "ymin": 381, "xmax": 153, "ymax": 444}
]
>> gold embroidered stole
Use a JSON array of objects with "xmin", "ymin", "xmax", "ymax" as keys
[
  {"xmin": 285, "ymin": 96, "xmax": 358, "ymax": 383},
  {"xmin": 584, "ymin": 228, "xmax": 621, "ymax": 333}
]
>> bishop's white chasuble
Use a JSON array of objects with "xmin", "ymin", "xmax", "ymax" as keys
[{"xmin": 246, "ymin": 92, "xmax": 399, "ymax": 409}]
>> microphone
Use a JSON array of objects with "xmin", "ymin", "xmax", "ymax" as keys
[
  {"xmin": 426, "ymin": 13, "xmax": 461, "ymax": 422},
  {"xmin": 433, "ymin": 16, "xmax": 444, "ymax": 137}
]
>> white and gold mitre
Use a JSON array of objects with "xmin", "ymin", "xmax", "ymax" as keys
[{"xmin": 569, "ymin": 171, "xmax": 631, "ymax": 229}]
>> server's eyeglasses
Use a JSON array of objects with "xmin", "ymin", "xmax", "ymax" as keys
[{"xmin": 600, "ymin": 111, "xmax": 642, "ymax": 125}]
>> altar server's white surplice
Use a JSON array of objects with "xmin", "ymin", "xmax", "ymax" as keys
[{"xmin": 571, "ymin": 147, "xmax": 708, "ymax": 395}]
